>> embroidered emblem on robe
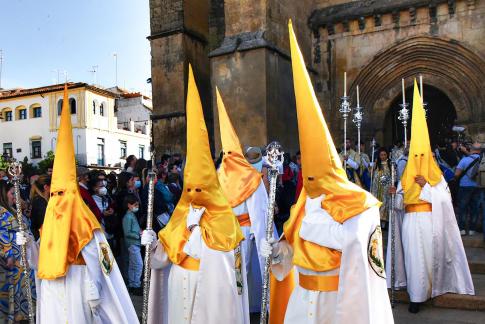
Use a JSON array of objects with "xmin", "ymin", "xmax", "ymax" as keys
[
  {"xmin": 368, "ymin": 226, "xmax": 386, "ymax": 279},
  {"xmin": 99, "ymin": 242, "xmax": 114, "ymax": 275}
]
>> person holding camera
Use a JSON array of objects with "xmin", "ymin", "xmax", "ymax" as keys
[{"xmin": 455, "ymin": 143, "xmax": 482, "ymax": 236}]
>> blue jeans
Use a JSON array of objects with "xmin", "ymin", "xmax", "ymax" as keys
[
  {"xmin": 458, "ymin": 186, "xmax": 480, "ymax": 232},
  {"xmin": 478, "ymin": 189, "xmax": 485, "ymax": 239},
  {"xmin": 127, "ymin": 244, "xmax": 143, "ymax": 288}
]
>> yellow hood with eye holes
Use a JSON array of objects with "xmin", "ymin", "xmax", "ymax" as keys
[{"xmin": 158, "ymin": 65, "xmax": 244, "ymax": 265}]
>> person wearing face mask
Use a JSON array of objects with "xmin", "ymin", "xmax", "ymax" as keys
[
  {"xmin": 90, "ymin": 178, "xmax": 114, "ymax": 229},
  {"xmin": 259, "ymin": 23, "xmax": 393, "ymax": 324},
  {"xmin": 141, "ymin": 66, "xmax": 244, "ymax": 324},
  {"xmin": 77, "ymin": 167, "xmax": 103, "ymax": 221},
  {"xmin": 122, "ymin": 194, "xmax": 143, "ymax": 296}
]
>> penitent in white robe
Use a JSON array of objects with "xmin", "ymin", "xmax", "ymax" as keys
[
  {"xmin": 148, "ymin": 225, "xmax": 244, "ymax": 324},
  {"xmin": 272, "ymin": 200, "xmax": 394, "ymax": 324},
  {"xmin": 232, "ymin": 181, "xmax": 269, "ymax": 314},
  {"xmin": 27, "ymin": 230, "xmax": 139, "ymax": 324},
  {"xmin": 394, "ymin": 177, "xmax": 474, "ymax": 302}
]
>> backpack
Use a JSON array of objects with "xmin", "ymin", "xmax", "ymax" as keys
[
  {"xmin": 467, "ymin": 154, "xmax": 481, "ymax": 181},
  {"xmin": 477, "ymin": 155, "xmax": 485, "ymax": 188}
]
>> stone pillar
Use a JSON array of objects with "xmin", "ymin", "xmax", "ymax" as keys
[
  {"xmin": 148, "ymin": 0, "xmax": 212, "ymax": 157},
  {"xmin": 209, "ymin": 0, "xmax": 315, "ymax": 154}
]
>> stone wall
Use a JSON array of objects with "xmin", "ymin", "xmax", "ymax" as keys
[
  {"xmin": 149, "ymin": 0, "xmax": 485, "ymax": 157},
  {"xmin": 311, "ymin": 0, "xmax": 485, "ymax": 146}
]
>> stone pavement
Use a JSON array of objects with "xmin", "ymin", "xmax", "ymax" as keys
[{"xmin": 129, "ymin": 233, "xmax": 485, "ymax": 322}]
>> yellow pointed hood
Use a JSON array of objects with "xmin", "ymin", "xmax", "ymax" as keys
[
  {"xmin": 287, "ymin": 20, "xmax": 379, "ymax": 222},
  {"xmin": 38, "ymin": 84, "xmax": 100, "ymax": 280},
  {"xmin": 159, "ymin": 65, "xmax": 244, "ymax": 264},
  {"xmin": 402, "ymin": 80, "xmax": 442, "ymax": 205},
  {"xmin": 216, "ymin": 88, "xmax": 262, "ymax": 207}
]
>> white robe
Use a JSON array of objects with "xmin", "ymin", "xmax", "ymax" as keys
[
  {"xmin": 232, "ymin": 181, "xmax": 269, "ymax": 314},
  {"xmin": 148, "ymin": 226, "xmax": 243, "ymax": 324},
  {"xmin": 27, "ymin": 230, "xmax": 139, "ymax": 324},
  {"xmin": 394, "ymin": 177, "xmax": 475, "ymax": 302},
  {"xmin": 272, "ymin": 202, "xmax": 394, "ymax": 324}
]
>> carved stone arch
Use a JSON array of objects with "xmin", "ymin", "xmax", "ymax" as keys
[{"xmin": 349, "ymin": 36, "xmax": 485, "ymax": 140}]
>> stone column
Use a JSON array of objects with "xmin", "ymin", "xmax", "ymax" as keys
[
  {"xmin": 149, "ymin": 0, "xmax": 212, "ymax": 156},
  {"xmin": 209, "ymin": 0, "xmax": 314, "ymax": 154}
]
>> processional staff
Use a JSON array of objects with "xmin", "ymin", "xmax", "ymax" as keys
[
  {"xmin": 260, "ymin": 142, "xmax": 284, "ymax": 324},
  {"xmin": 370, "ymin": 138, "xmax": 376, "ymax": 190},
  {"xmin": 398, "ymin": 78, "xmax": 410, "ymax": 148},
  {"xmin": 389, "ymin": 161, "xmax": 397, "ymax": 308},
  {"xmin": 142, "ymin": 121, "xmax": 157, "ymax": 324},
  {"xmin": 352, "ymin": 85, "xmax": 363, "ymax": 156},
  {"xmin": 8, "ymin": 160, "xmax": 35, "ymax": 324},
  {"xmin": 339, "ymin": 72, "xmax": 352, "ymax": 169}
]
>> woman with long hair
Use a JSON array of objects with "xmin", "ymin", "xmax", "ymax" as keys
[
  {"xmin": 0, "ymin": 180, "xmax": 36, "ymax": 323},
  {"xmin": 371, "ymin": 147, "xmax": 393, "ymax": 228},
  {"xmin": 30, "ymin": 175, "xmax": 51, "ymax": 241}
]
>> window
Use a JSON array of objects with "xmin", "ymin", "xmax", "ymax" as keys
[
  {"xmin": 5, "ymin": 111, "xmax": 12, "ymax": 121},
  {"xmin": 3, "ymin": 143, "xmax": 12, "ymax": 158},
  {"xmin": 139, "ymin": 145, "xmax": 145, "ymax": 159},
  {"xmin": 93, "ymin": 101, "xmax": 97, "ymax": 115},
  {"xmin": 31, "ymin": 140, "xmax": 42, "ymax": 159},
  {"xmin": 33, "ymin": 107, "xmax": 42, "ymax": 118},
  {"xmin": 18, "ymin": 109, "xmax": 27, "ymax": 120},
  {"xmin": 69, "ymin": 98, "xmax": 76, "ymax": 114},
  {"xmin": 100, "ymin": 103, "xmax": 104, "ymax": 116},
  {"xmin": 97, "ymin": 138, "xmax": 105, "ymax": 166},
  {"xmin": 120, "ymin": 141, "xmax": 127, "ymax": 158},
  {"xmin": 57, "ymin": 99, "xmax": 63, "ymax": 115}
]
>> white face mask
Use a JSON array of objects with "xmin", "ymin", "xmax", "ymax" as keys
[
  {"xmin": 98, "ymin": 187, "xmax": 108, "ymax": 196},
  {"xmin": 132, "ymin": 207, "xmax": 139, "ymax": 213},
  {"xmin": 102, "ymin": 180, "xmax": 107, "ymax": 187}
]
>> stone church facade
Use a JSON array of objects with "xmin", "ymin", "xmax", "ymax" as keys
[{"xmin": 149, "ymin": 0, "xmax": 485, "ymax": 156}]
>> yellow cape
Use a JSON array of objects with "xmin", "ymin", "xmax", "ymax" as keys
[
  {"xmin": 216, "ymin": 88, "xmax": 262, "ymax": 207},
  {"xmin": 38, "ymin": 84, "xmax": 100, "ymax": 280},
  {"xmin": 158, "ymin": 65, "xmax": 244, "ymax": 265},
  {"xmin": 401, "ymin": 80, "xmax": 442, "ymax": 205}
]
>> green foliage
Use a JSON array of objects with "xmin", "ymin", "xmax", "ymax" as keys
[
  {"xmin": 0, "ymin": 156, "xmax": 8, "ymax": 171},
  {"xmin": 21, "ymin": 156, "xmax": 39, "ymax": 177},
  {"xmin": 38, "ymin": 151, "xmax": 55, "ymax": 174}
]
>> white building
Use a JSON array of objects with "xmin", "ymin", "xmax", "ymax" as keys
[
  {"xmin": 0, "ymin": 82, "xmax": 150, "ymax": 169},
  {"xmin": 108, "ymin": 86, "xmax": 153, "ymax": 134}
]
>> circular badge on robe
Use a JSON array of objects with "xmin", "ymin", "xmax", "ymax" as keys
[
  {"xmin": 368, "ymin": 225, "xmax": 386, "ymax": 279},
  {"xmin": 99, "ymin": 242, "xmax": 114, "ymax": 275}
]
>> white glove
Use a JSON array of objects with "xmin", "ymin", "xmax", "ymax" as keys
[
  {"xmin": 305, "ymin": 194, "xmax": 325, "ymax": 215},
  {"xmin": 260, "ymin": 238, "xmax": 279, "ymax": 259},
  {"xmin": 187, "ymin": 204, "xmax": 206, "ymax": 229},
  {"xmin": 141, "ymin": 230, "xmax": 157, "ymax": 249},
  {"xmin": 15, "ymin": 231, "xmax": 31, "ymax": 246}
]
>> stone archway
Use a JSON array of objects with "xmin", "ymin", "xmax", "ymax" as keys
[
  {"xmin": 383, "ymin": 84, "xmax": 456, "ymax": 147},
  {"xmin": 349, "ymin": 36, "xmax": 485, "ymax": 144}
]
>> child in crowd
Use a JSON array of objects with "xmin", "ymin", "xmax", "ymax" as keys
[{"xmin": 122, "ymin": 193, "xmax": 143, "ymax": 296}]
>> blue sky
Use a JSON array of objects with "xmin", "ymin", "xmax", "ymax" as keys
[{"xmin": 0, "ymin": 0, "xmax": 151, "ymax": 94}]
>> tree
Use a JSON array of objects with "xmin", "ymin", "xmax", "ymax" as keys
[{"xmin": 38, "ymin": 151, "xmax": 55, "ymax": 174}]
